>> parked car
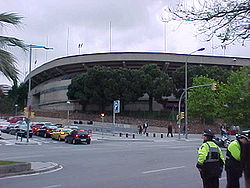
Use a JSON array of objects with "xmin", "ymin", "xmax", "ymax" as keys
[
  {"xmin": 63, "ymin": 125, "xmax": 78, "ymax": 130},
  {"xmin": 31, "ymin": 122, "xmax": 45, "ymax": 134},
  {"xmin": 0, "ymin": 122, "xmax": 10, "ymax": 132},
  {"xmin": 35, "ymin": 125, "xmax": 58, "ymax": 138},
  {"xmin": 8, "ymin": 116, "xmax": 25, "ymax": 123},
  {"xmin": 16, "ymin": 125, "xmax": 33, "ymax": 138},
  {"xmin": 2, "ymin": 124, "xmax": 16, "ymax": 134},
  {"xmin": 51, "ymin": 128, "xmax": 71, "ymax": 141},
  {"xmin": 65, "ymin": 129, "xmax": 91, "ymax": 144}
]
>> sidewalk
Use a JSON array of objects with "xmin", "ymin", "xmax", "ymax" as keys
[
  {"xmin": 0, "ymin": 162, "xmax": 61, "ymax": 178},
  {"xmin": 0, "ymin": 133, "xmax": 40, "ymax": 145}
]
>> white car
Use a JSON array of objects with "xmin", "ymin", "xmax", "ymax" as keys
[{"xmin": 0, "ymin": 122, "xmax": 10, "ymax": 132}]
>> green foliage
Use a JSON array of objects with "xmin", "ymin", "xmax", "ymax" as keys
[
  {"xmin": 188, "ymin": 76, "xmax": 220, "ymax": 122},
  {"xmin": 139, "ymin": 64, "xmax": 173, "ymax": 111},
  {"xmin": 68, "ymin": 66, "xmax": 145, "ymax": 112},
  {"xmin": 218, "ymin": 67, "xmax": 250, "ymax": 126},
  {"xmin": 8, "ymin": 82, "xmax": 28, "ymax": 110},
  {"xmin": 172, "ymin": 65, "xmax": 231, "ymax": 97},
  {"xmin": 0, "ymin": 12, "xmax": 27, "ymax": 82}
]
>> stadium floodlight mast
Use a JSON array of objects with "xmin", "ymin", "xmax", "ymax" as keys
[
  {"xmin": 184, "ymin": 47, "xmax": 205, "ymax": 139},
  {"xmin": 26, "ymin": 44, "xmax": 53, "ymax": 142},
  {"xmin": 160, "ymin": 8, "xmax": 171, "ymax": 52}
]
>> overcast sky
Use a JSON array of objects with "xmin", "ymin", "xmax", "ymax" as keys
[{"xmin": 1, "ymin": 0, "xmax": 249, "ymax": 85}]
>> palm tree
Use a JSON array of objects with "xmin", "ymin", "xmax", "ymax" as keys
[{"xmin": 0, "ymin": 12, "xmax": 27, "ymax": 82}]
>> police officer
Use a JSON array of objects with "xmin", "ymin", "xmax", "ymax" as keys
[
  {"xmin": 196, "ymin": 129, "xmax": 225, "ymax": 188},
  {"xmin": 226, "ymin": 134, "xmax": 248, "ymax": 188}
]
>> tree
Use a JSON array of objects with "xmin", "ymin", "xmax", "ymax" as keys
[
  {"xmin": 169, "ymin": 0, "xmax": 250, "ymax": 46},
  {"xmin": 8, "ymin": 82, "xmax": 28, "ymax": 110},
  {"xmin": 0, "ymin": 12, "xmax": 27, "ymax": 82},
  {"xmin": 172, "ymin": 65, "xmax": 231, "ymax": 97},
  {"xmin": 188, "ymin": 76, "xmax": 220, "ymax": 124},
  {"xmin": 139, "ymin": 64, "xmax": 173, "ymax": 111},
  {"xmin": 109, "ymin": 68, "xmax": 144, "ymax": 111},
  {"xmin": 218, "ymin": 67, "xmax": 250, "ymax": 126}
]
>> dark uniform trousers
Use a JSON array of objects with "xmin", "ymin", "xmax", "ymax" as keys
[
  {"xmin": 226, "ymin": 169, "xmax": 240, "ymax": 188},
  {"xmin": 202, "ymin": 177, "xmax": 219, "ymax": 188}
]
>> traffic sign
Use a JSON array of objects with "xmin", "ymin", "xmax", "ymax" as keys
[{"xmin": 113, "ymin": 100, "xmax": 120, "ymax": 113}]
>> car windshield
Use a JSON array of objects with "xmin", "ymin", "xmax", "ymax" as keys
[
  {"xmin": 48, "ymin": 126, "xmax": 57, "ymax": 129},
  {"xmin": 78, "ymin": 130, "xmax": 89, "ymax": 135},
  {"xmin": 19, "ymin": 125, "xmax": 31, "ymax": 130},
  {"xmin": 0, "ymin": 122, "xmax": 10, "ymax": 125}
]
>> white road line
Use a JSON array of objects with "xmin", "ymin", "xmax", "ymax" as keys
[
  {"xmin": 41, "ymin": 184, "xmax": 62, "ymax": 188},
  {"xmin": 0, "ymin": 165, "xmax": 63, "ymax": 180},
  {"xmin": 142, "ymin": 166, "xmax": 185, "ymax": 174}
]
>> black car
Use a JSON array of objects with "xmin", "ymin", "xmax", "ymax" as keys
[
  {"xmin": 65, "ymin": 129, "xmax": 91, "ymax": 144},
  {"xmin": 16, "ymin": 125, "xmax": 33, "ymax": 138},
  {"xmin": 35, "ymin": 125, "xmax": 58, "ymax": 138}
]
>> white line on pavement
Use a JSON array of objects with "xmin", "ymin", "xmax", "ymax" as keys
[
  {"xmin": 0, "ymin": 165, "xmax": 63, "ymax": 180},
  {"xmin": 142, "ymin": 166, "xmax": 185, "ymax": 174},
  {"xmin": 41, "ymin": 184, "xmax": 62, "ymax": 188}
]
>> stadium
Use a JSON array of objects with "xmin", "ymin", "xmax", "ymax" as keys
[{"xmin": 24, "ymin": 52, "xmax": 250, "ymax": 112}]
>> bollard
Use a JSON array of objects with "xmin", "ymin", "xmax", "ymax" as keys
[
  {"xmin": 16, "ymin": 134, "xmax": 18, "ymax": 140},
  {"xmin": 132, "ymin": 134, "xmax": 135, "ymax": 139},
  {"xmin": 20, "ymin": 135, "xmax": 23, "ymax": 142},
  {"xmin": 119, "ymin": 133, "xmax": 122, "ymax": 137},
  {"xmin": 153, "ymin": 133, "xmax": 156, "ymax": 137},
  {"xmin": 146, "ymin": 132, "xmax": 149, "ymax": 137},
  {"xmin": 161, "ymin": 133, "xmax": 164, "ymax": 138},
  {"xmin": 126, "ymin": 133, "xmax": 129, "ymax": 138}
]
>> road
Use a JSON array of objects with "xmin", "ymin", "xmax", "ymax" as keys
[{"xmin": 0, "ymin": 135, "xmax": 245, "ymax": 188}]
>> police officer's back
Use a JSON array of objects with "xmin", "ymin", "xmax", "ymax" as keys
[
  {"xmin": 226, "ymin": 134, "xmax": 248, "ymax": 188},
  {"xmin": 196, "ymin": 129, "xmax": 225, "ymax": 188}
]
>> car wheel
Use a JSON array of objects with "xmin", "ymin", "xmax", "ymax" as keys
[
  {"xmin": 58, "ymin": 136, "xmax": 61, "ymax": 141},
  {"xmin": 44, "ymin": 133, "xmax": 47, "ymax": 138},
  {"xmin": 72, "ymin": 139, "xmax": 76, "ymax": 144},
  {"xmin": 65, "ymin": 138, "xmax": 68, "ymax": 143},
  {"xmin": 86, "ymin": 140, "xmax": 91, "ymax": 144}
]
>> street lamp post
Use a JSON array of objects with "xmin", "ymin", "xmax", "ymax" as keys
[
  {"xmin": 26, "ymin": 44, "xmax": 53, "ymax": 142},
  {"xmin": 15, "ymin": 104, "xmax": 18, "ymax": 116},
  {"xmin": 67, "ymin": 101, "xmax": 70, "ymax": 123},
  {"xmin": 184, "ymin": 48, "xmax": 205, "ymax": 139}
]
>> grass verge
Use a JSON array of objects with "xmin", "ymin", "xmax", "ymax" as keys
[{"xmin": 0, "ymin": 160, "xmax": 25, "ymax": 165}]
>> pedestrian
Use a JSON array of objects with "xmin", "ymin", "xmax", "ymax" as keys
[
  {"xmin": 241, "ymin": 131, "xmax": 250, "ymax": 188},
  {"xmin": 143, "ymin": 122, "xmax": 148, "ymax": 134},
  {"xmin": 138, "ymin": 125, "xmax": 143, "ymax": 134},
  {"xmin": 196, "ymin": 129, "xmax": 224, "ymax": 188},
  {"xmin": 167, "ymin": 125, "xmax": 173, "ymax": 137},
  {"xmin": 225, "ymin": 134, "xmax": 248, "ymax": 188}
]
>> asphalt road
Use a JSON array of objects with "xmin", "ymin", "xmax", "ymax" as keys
[{"xmin": 0, "ymin": 135, "xmax": 245, "ymax": 188}]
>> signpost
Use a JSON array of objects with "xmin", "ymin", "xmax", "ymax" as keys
[{"xmin": 113, "ymin": 100, "xmax": 120, "ymax": 133}]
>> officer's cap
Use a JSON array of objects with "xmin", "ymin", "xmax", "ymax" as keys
[{"xmin": 203, "ymin": 129, "xmax": 214, "ymax": 137}]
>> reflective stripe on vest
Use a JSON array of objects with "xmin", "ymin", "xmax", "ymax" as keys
[{"xmin": 205, "ymin": 142, "xmax": 220, "ymax": 162}]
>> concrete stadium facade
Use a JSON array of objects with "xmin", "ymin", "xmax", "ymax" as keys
[{"xmin": 24, "ymin": 52, "xmax": 250, "ymax": 112}]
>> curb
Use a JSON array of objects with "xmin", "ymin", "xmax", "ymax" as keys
[
  {"xmin": 0, "ymin": 162, "xmax": 61, "ymax": 178},
  {"xmin": 15, "ymin": 142, "xmax": 39, "ymax": 145},
  {"xmin": 97, "ymin": 138, "xmax": 154, "ymax": 142}
]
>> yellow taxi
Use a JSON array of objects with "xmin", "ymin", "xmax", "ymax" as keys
[{"xmin": 51, "ymin": 128, "xmax": 71, "ymax": 141}]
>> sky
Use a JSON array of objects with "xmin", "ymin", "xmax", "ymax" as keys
[{"xmin": 1, "ymin": 0, "xmax": 249, "ymax": 86}]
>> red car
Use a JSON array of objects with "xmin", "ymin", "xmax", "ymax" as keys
[
  {"xmin": 31, "ymin": 123, "xmax": 45, "ymax": 134},
  {"xmin": 8, "ymin": 116, "xmax": 25, "ymax": 123}
]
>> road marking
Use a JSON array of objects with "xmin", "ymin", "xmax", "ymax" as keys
[
  {"xmin": 0, "ymin": 165, "xmax": 63, "ymax": 180},
  {"xmin": 142, "ymin": 166, "xmax": 185, "ymax": 174},
  {"xmin": 41, "ymin": 184, "xmax": 62, "ymax": 188}
]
